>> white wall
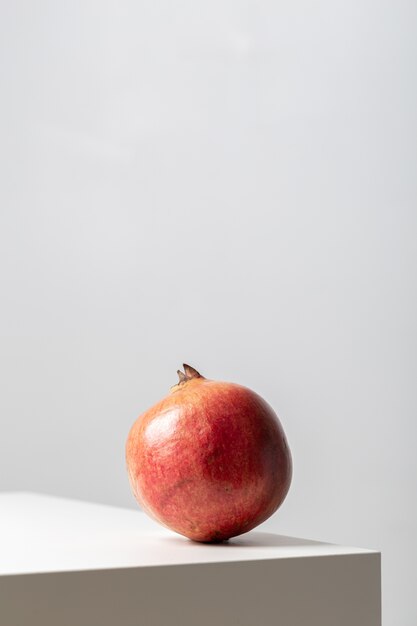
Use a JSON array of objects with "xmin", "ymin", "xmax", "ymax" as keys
[{"xmin": 1, "ymin": 1, "xmax": 416, "ymax": 623}]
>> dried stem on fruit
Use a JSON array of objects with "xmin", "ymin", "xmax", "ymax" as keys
[{"xmin": 176, "ymin": 364, "xmax": 202, "ymax": 384}]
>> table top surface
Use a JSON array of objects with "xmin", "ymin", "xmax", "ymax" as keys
[{"xmin": 0, "ymin": 492, "xmax": 376, "ymax": 576}]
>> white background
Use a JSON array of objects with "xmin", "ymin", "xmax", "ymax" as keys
[{"xmin": 1, "ymin": 1, "xmax": 416, "ymax": 624}]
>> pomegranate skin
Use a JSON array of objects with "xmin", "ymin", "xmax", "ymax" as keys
[{"xmin": 126, "ymin": 371, "xmax": 292, "ymax": 542}]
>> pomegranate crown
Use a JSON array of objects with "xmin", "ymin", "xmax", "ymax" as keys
[{"xmin": 176, "ymin": 363, "xmax": 202, "ymax": 385}]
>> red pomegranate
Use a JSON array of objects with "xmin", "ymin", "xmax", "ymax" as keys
[{"xmin": 126, "ymin": 364, "xmax": 292, "ymax": 542}]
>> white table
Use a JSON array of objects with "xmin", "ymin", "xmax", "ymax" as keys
[{"xmin": 0, "ymin": 492, "xmax": 381, "ymax": 626}]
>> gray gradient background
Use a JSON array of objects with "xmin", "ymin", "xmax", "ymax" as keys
[{"xmin": 0, "ymin": 1, "xmax": 416, "ymax": 624}]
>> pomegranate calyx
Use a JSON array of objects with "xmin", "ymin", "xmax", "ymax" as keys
[
  {"xmin": 176, "ymin": 364, "xmax": 202, "ymax": 385},
  {"xmin": 171, "ymin": 364, "xmax": 204, "ymax": 392}
]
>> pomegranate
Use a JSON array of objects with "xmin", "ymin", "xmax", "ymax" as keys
[{"xmin": 126, "ymin": 364, "xmax": 292, "ymax": 542}]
